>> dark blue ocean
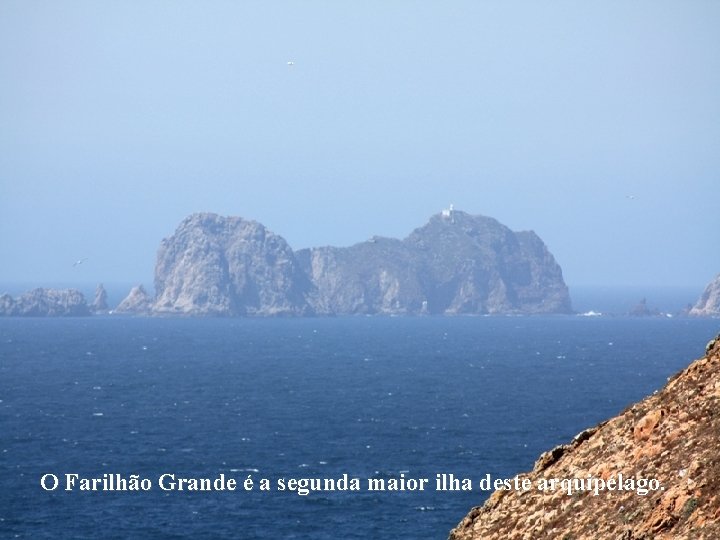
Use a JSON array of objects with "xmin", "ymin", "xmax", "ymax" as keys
[{"xmin": 1, "ymin": 316, "xmax": 718, "ymax": 539}]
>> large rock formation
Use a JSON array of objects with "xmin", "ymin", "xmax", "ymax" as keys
[
  {"xmin": 449, "ymin": 335, "xmax": 720, "ymax": 540},
  {"xmin": 413, "ymin": 212, "xmax": 569, "ymax": 313},
  {"xmin": 150, "ymin": 210, "xmax": 571, "ymax": 316},
  {"xmin": 0, "ymin": 288, "xmax": 89, "ymax": 316},
  {"xmin": 298, "ymin": 211, "xmax": 571, "ymax": 315},
  {"xmin": 153, "ymin": 213, "xmax": 312, "ymax": 316},
  {"xmin": 689, "ymin": 274, "xmax": 720, "ymax": 317}
]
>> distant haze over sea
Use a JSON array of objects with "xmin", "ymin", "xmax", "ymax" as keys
[
  {"xmin": 0, "ymin": 282, "xmax": 703, "ymax": 317},
  {"xmin": 570, "ymin": 286, "xmax": 700, "ymax": 315}
]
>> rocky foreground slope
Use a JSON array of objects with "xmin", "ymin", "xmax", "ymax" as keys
[
  {"xmin": 150, "ymin": 210, "xmax": 571, "ymax": 316},
  {"xmin": 449, "ymin": 335, "xmax": 720, "ymax": 540}
]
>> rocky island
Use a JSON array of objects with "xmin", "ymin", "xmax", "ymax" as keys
[
  {"xmin": 145, "ymin": 209, "xmax": 571, "ymax": 316},
  {"xmin": 0, "ymin": 288, "xmax": 89, "ymax": 316},
  {"xmin": 448, "ymin": 335, "xmax": 720, "ymax": 540}
]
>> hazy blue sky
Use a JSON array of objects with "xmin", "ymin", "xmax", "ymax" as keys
[{"xmin": 1, "ymin": 1, "xmax": 718, "ymax": 292}]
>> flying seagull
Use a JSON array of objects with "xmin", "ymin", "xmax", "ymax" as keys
[
  {"xmin": 287, "ymin": 60, "xmax": 295, "ymax": 66},
  {"xmin": 72, "ymin": 257, "xmax": 88, "ymax": 267}
]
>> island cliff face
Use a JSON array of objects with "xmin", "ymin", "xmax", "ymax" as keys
[
  {"xmin": 449, "ymin": 336, "xmax": 720, "ymax": 540},
  {"xmin": 689, "ymin": 274, "xmax": 720, "ymax": 317},
  {"xmin": 153, "ymin": 213, "xmax": 312, "ymax": 316},
  {"xmin": 150, "ymin": 211, "xmax": 571, "ymax": 316}
]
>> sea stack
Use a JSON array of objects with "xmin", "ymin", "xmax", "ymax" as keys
[
  {"xmin": 90, "ymin": 283, "xmax": 109, "ymax": 313},
  {"xmin": 115, "ymin": 285, "xmax": 152, "ymax": 314}
]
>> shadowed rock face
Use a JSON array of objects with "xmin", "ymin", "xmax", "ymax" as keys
[
  {"xmin": 690, "ymin": 274, "xmax": 720, "ymax": 317},
  {"xmin": 151, "ymin": 210, "xmax": 571, "ymax": 316},
  {"xmin": 448, "ymin": 335, "xmax": 720, "ymax": 540},
  {"xmin": 0, "ymin": 288, "xmax": 89, "ymax": 316}
]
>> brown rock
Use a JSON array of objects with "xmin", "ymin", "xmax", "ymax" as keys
[
  {"xmin": 633, "ymin": 409, "xmax": 664, "ymax": 442},
  {"xmin": 448, "ymin": 333, "xmax": 720, "ymax": 540}
]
